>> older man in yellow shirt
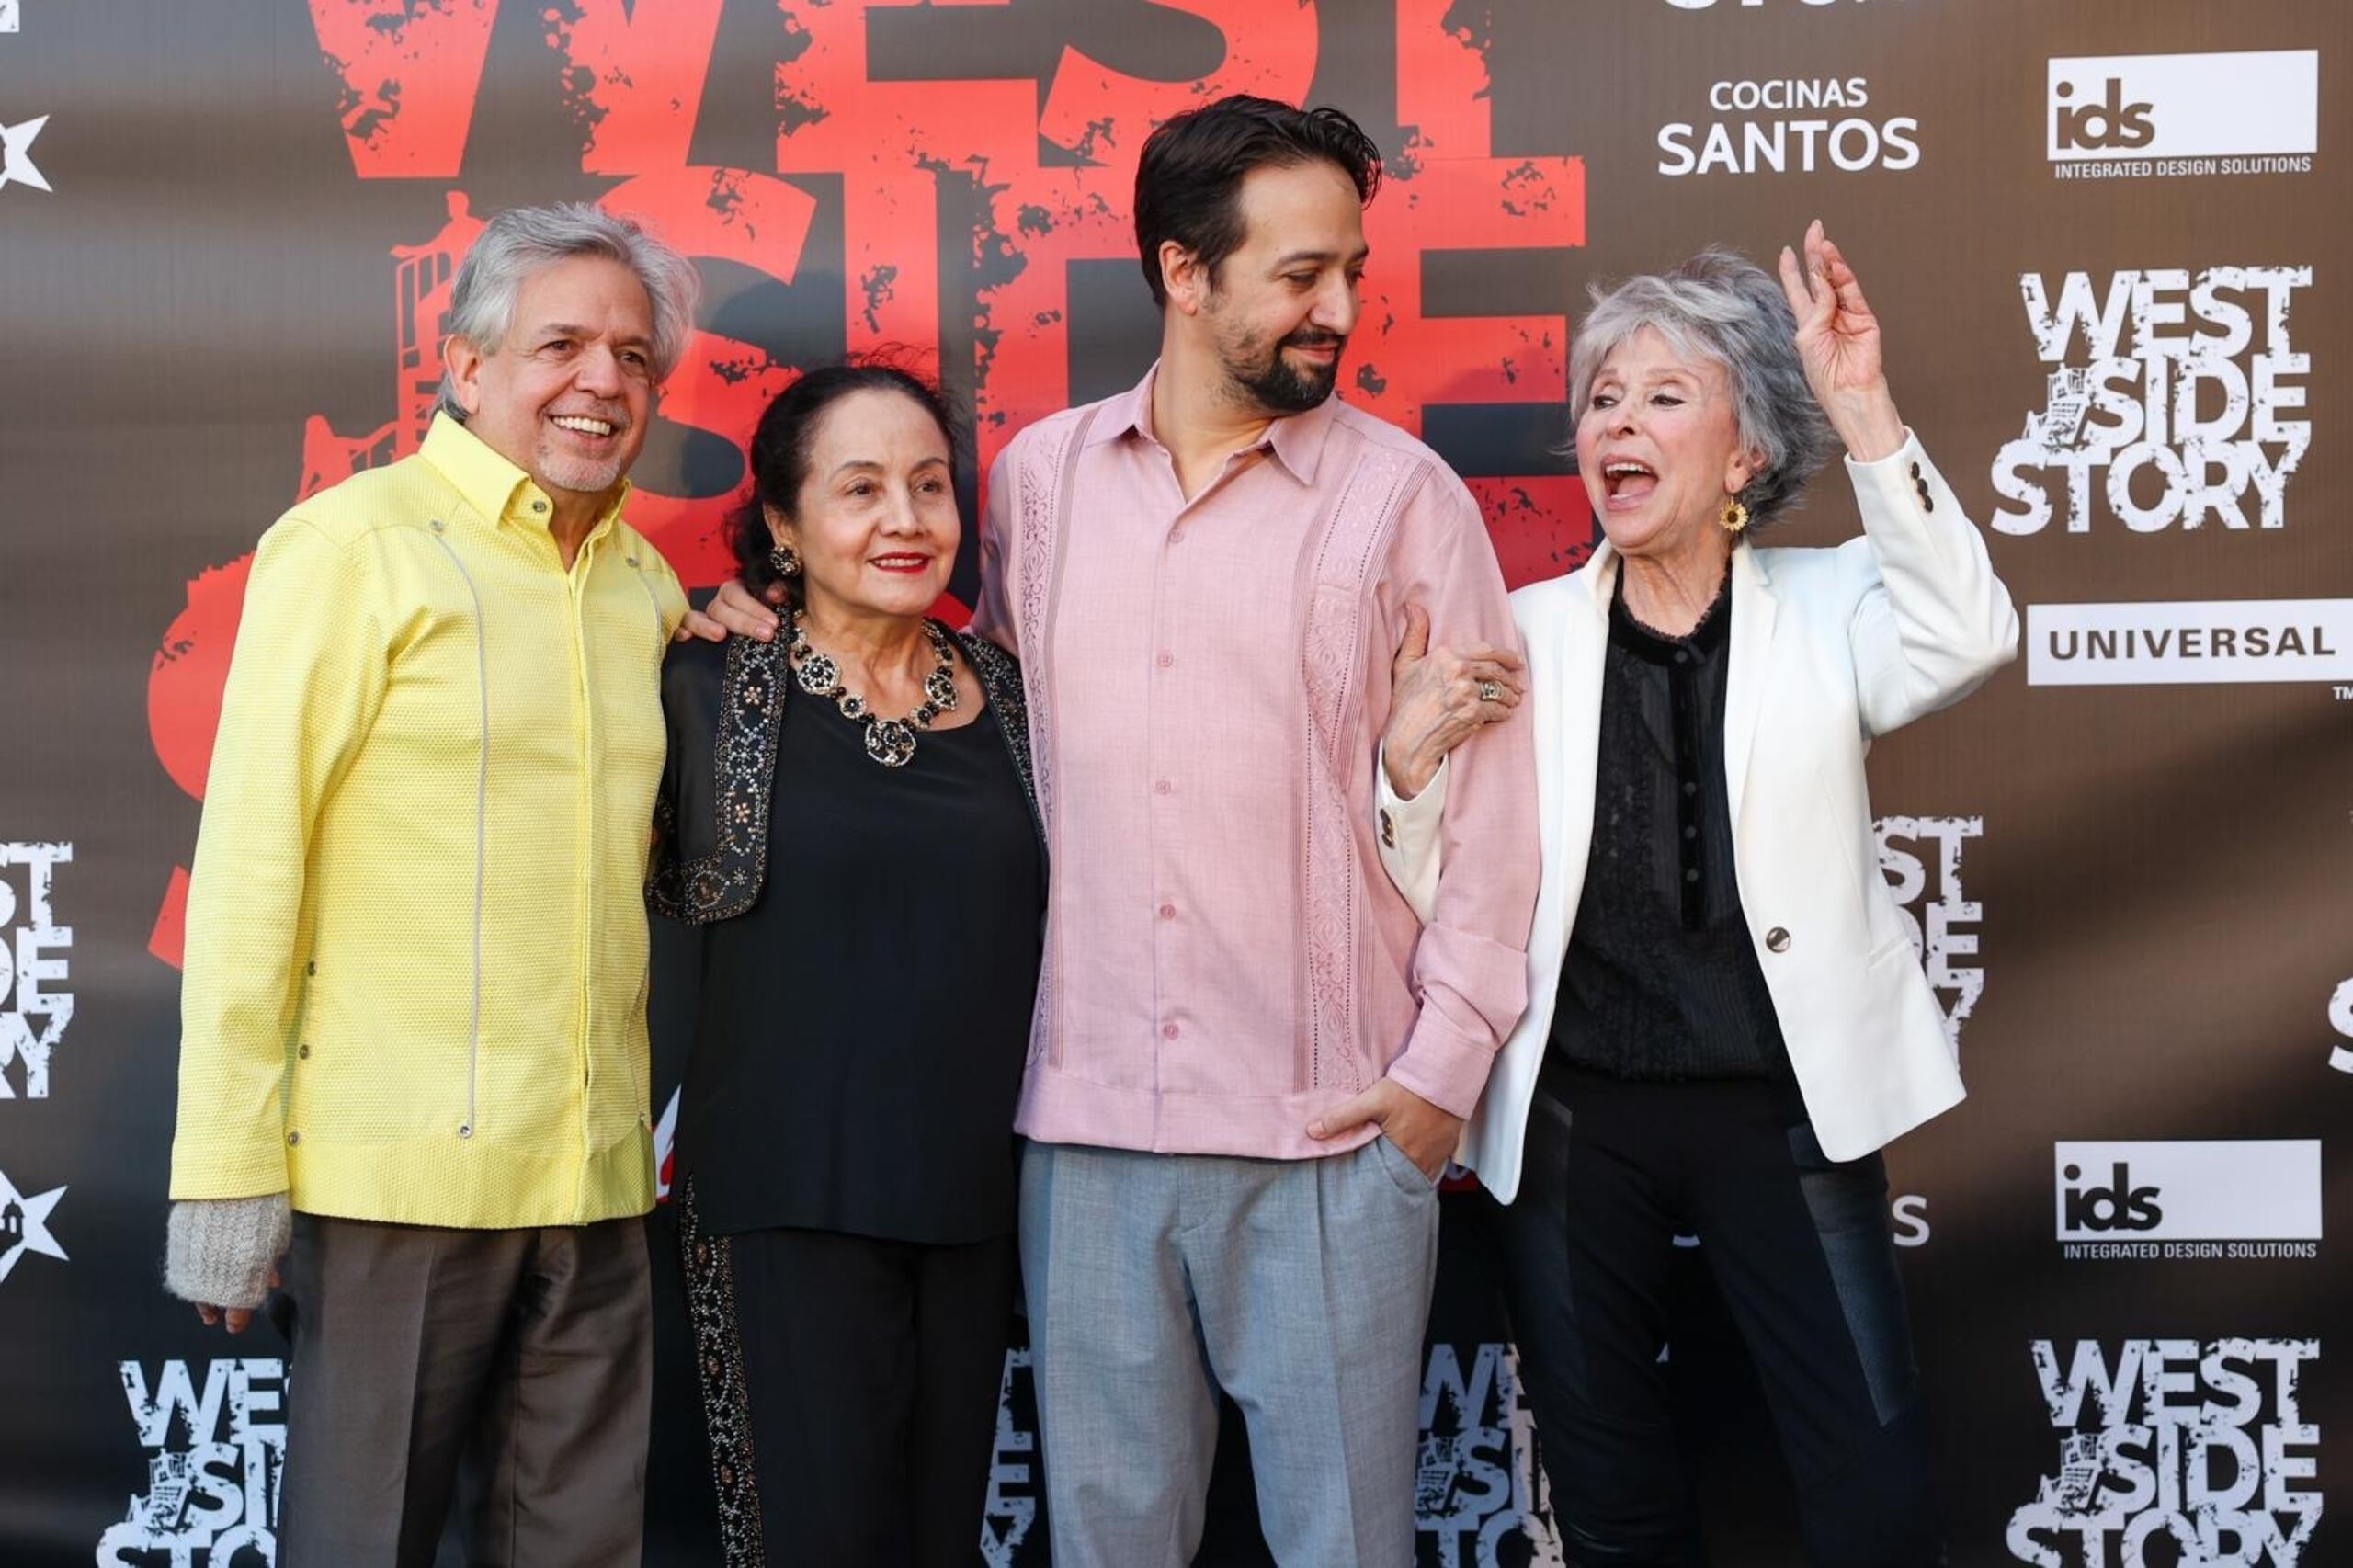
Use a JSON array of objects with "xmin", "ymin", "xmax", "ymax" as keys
[{"xmin": 165, "ymin": 203, "xmax": 700, "ymax": 1565}]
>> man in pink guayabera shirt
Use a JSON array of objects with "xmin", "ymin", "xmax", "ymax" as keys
[{"xmin": 714, "ymin": 96, "xmax": 1538, "ymax": 1564}]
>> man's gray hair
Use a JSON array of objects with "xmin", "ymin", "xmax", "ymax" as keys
[
  {"xmin": 1568, "ymin": 247, "xmax": 1839, "ymax": 528},
  {"xmin": 438, "ymin": 202, "xmax": 701, "ymax": 419}
]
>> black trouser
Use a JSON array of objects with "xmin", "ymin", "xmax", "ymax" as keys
[
  {"xmin": 679, "ymin": 1189, "xmax": 1017, "ymax": 1566},
  {"xmin": 1489, "ymin": 1065, "xmax": 1942, "ymax": 1567}
]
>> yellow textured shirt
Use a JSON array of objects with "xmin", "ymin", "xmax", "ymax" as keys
[{"xmin": 171, "ymin": 415, "xmax": 688, "ymax": 1228}]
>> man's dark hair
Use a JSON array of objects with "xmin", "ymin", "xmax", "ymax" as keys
[
  {"xmin": 730, "ymin": 358, "xmax": 961, "ymax": 604},
  {"xmin": 1133, "ymin": 95, "xmax": 1383, "ymax": 309}
]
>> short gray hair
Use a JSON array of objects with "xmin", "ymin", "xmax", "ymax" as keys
[
  {"xmin": 438, "ymin": 202, "xmax": 701, "ymax": 419},
  {"xmin": 1568, "ymin": 247, "xmax": 1838, "ymax": 528}
]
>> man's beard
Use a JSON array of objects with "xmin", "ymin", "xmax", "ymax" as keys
[
  {"xmin": 535, "ymin": 430, "xmax": 631, "ymax": 496},
  {"xmin": 1226, "ymin": 329, "xmax": 1345, "ymax": 415}
]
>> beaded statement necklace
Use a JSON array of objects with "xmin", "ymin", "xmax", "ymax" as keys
[{"xmin": 784, "ymin": 608, "xmax": 960, "ymax": 767}]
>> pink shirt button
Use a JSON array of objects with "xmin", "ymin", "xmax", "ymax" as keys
[
  {"xmin": 1154, "ymin": 779, "xmax": 1173, "ymax": 796},
  {"xmin": 1162, "ymin": 1022, "xmax": 1180, "ymax": 1040},
  {"xmin": 1158, "ymin": 903, "xmax": 1176, "ymax": 920}
]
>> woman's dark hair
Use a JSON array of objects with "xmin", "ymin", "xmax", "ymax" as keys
[
  {"xmin": 730, "ymin": 359, "xmax": 961, "ymax": 602},
  {"xmin": 1133, "ymin": 95, "xmax": 1382, "ymax": 309}
]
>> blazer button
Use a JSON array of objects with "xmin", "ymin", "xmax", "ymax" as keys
[
  {"xmin": 285, "ymin": 1131, "xmax": 301, "ymax": 1146},
  {"xmin": 1379, "ymin": 809, "xmax": 1396, "ymax": 848},
  {"xmin": 1765, "ymin": 926, "xmax": 1791, "ymax": 953}
]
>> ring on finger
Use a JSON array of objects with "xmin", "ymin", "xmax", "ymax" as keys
[{"xmin": 1477, "ymin": 679, "xmax": 1503, "ymax": 704}]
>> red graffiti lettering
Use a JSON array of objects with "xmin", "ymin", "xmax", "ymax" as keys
[{"xmin": 309, "ymin": 0, "xmax": 499, "ymax": 178}]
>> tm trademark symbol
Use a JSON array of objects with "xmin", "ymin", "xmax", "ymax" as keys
[{"xmin": 2336, "ymin": 686, "xmax": 2353, "ymax": 700}]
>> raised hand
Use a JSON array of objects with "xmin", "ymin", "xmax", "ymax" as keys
[{"xmin": 1777, "ymin": 219, "xmax": 1906, "ymax": 463}]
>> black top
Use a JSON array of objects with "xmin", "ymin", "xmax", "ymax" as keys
[
  {"xmin": 1548, "ymin": 572, "xmax": 1792, "ymax": 1082},
  {"xmin": 665, "ymin": 644, "xmax": 1045, "ymax": 1244}
]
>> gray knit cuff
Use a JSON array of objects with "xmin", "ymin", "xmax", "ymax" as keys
[{"xmin": 164, "ymin": 1193, "xmax": 290, "ymax": 1311}]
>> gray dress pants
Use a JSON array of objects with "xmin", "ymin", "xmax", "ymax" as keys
[
  {"xmin": 270, "ymin": 1211, "xmax": 652, "ymax": 1567},
  {"xmin": 1020, "ymin": 1137, "xmax": 1442, "ymax": 1567}
]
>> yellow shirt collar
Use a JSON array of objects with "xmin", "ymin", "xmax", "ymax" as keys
[{"xmin": 418, "ymin": 411, "xmax": 633, "ymax": 539}]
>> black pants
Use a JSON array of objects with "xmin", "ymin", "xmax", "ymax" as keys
[
  {"xmin": 1490, "ymin": 1066, "xmax": 1942, "ymax": 1567},
  {"xmin": 678, "ymin": 1188, "xmax": 1016, "ymax": 1566}
]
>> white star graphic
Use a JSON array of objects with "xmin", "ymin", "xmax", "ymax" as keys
[
  {"xmin": 0, "ymin": 1168, "xmax": 68, "ymax": 1284},
  {"xmin": 1, "ymin": 114, "xmax": 51, "ymax": 193}
]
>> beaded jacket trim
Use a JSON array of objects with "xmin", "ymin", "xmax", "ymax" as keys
[
  {"xmin": 649, "ymin": 627, "xmax": 1039, "ymax": 926},
  {"xmin": 677, "ymin": 1180, "xmax": 764, "ymax": 1565}
]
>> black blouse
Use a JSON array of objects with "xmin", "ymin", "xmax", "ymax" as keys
[
  {"xmin": 1548, "ymin": 573, "xmax": 1792, "ymax": 1083},
  {"xmin": 653, "ymin": 631, "xmax": 1045, "ymax": 1244}
]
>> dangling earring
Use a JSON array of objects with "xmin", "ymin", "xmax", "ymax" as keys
[
  {"xmin": 1718, "ymin": 497, "xmax": 1750, "ymax": 536},
  {"xmin": 769, "ymin": 544, "xmax": 801, "ymax": 578}
]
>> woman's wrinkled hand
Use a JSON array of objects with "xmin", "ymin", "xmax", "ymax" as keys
[
  {"xmin": 1381, "ymin": 603, "xmax": 1523, "ymax": 801},
  {"xmin": 1778, "ymin": 219, "xmax": 1906, "ymax": 464}
]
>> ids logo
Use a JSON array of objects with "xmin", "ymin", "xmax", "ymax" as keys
[
  {"xmin": 2047, "ymin": 52, "xmax": 2317, "ymax": 179},
  {"xmin": 2060, "ymin": 1161, "xmax": 2161, "ymax": 1233},
  {"xmin": 2052, "ymin": 76, "xmax": 2152, "ymax": 154},
  {"xmin": 2054, "ymin": 1142, "xmax": 2321, "ymax": 1259}
]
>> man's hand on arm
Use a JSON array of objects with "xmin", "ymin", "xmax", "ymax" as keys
[{"xmin": 673, "ymin": 578, "xmax": 786, "ymax": 643}]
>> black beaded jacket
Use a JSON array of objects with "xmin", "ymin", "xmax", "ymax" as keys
[{"xmin": 648, "ymin": 626, "xmax": 1042, "ymax": 925}]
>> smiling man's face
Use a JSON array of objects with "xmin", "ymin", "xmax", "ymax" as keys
[{"xmin": 449, "ymin": 254, "xmax": 658, "ymax": 510}]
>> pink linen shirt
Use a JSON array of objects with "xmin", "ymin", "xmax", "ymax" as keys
[{"xmin": 974, "ymin": 366, "xmax": 1539, "ymax": 1160}]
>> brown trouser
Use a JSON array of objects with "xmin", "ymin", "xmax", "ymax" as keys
[{"xmin": 270, "ymin": 1211, "xmax": 651, "ymax": 1567}]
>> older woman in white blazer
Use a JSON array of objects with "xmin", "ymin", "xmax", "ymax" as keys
[{"xmin": 1376, "ymin": 225, "xmax": 2016, "ymax": 1566}]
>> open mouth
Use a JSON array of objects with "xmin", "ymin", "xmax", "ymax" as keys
[
  {"xmin": 870, "ymin": 553, "xmax": 932, "ymax": 574},
  {"xmin": 550, "ymin": 414, "xmax": 619, "ymax": 439},
  {"xmin": 1601, "ymin": 459, "xmax": 1658, "ymax": 506}
]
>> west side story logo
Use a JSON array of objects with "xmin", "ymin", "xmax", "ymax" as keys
[
  {"xmin": 97, "ymin": 1358, "xmax": 286, "ymax": 1566},
  {"xmin": 2054, "ymin": 1142, "xmax": 2321, "ymax": 1259},
  {"xmin": 1416, "ymin": 1343, "xmax": 1559, "ymax": 1565},
  {"xmin": 1, "ymin": 841, "xmax": 72, "ymax": 1098},
  {"xmin": 1991, "ymin": 267, "xmax": 2310, "ymax": 537},
  {"xmin": 982, "ymin": 1343, "xmax": 1561, "ymax": 1565},
  {"xmin": 2048, "ymin": 52, "xmax": 2317, "ymax": 180},
  {"xmin": 1875, "ymin": 816, "xmax": 1982, "ymax": 1052},
  {"xmin": 2008, "ymin": 1339, "xmax": 2322, "ymax": 1565}
]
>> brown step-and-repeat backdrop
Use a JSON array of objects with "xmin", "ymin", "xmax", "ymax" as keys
[{"xmin": 1, "ymin": 2, "xmax": 2346, "ymax": 1562}]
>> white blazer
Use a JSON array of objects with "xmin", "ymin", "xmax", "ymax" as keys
[{"xmin": 1380, "ymin": 434, "xmax": 2018, "ymax": 1200}]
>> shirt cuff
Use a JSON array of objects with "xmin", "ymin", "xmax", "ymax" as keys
[
  {"xmin": 1385, "ymin": 1008, "xmax": 1496, "ymax": 1122},
  {"xmin": 1374, "ymin": 747, "xmax": 1449, "ymax": 923},
  {"xmin": 1843, "ymin": 426, "xmax": 1943, "ymax": 519}
]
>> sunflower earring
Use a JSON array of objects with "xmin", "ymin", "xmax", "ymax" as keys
[
  {"xmin": 1719, "ymin": 497, "xmax": 1751, "ymax": 536},
  {"xmin": 769, "ymin": 544, "xmax": 801, "ymax": 577}
]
